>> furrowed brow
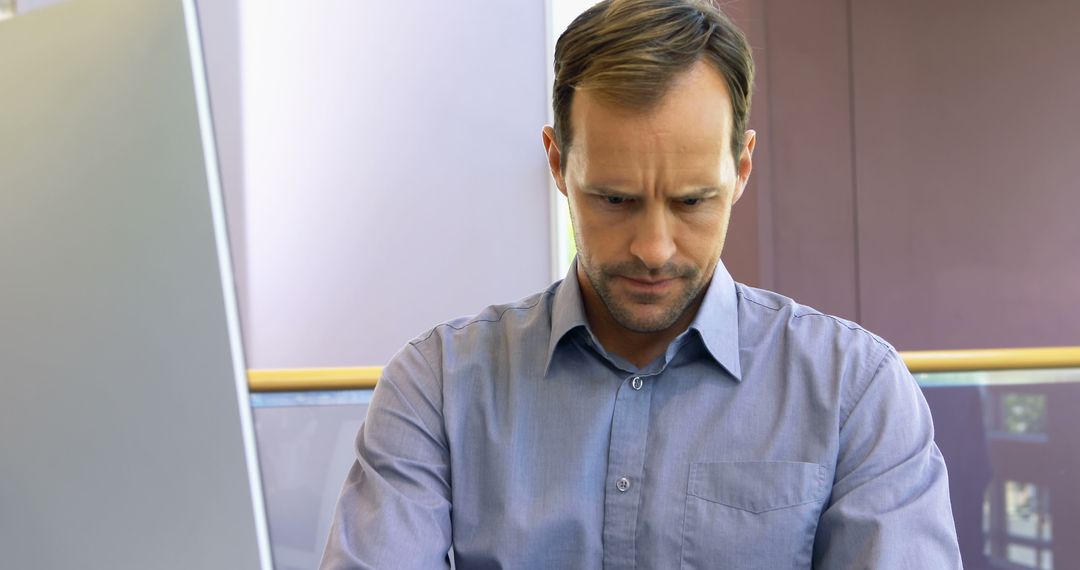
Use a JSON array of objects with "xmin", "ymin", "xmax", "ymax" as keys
[
  {"xmin": 674, "ymin": 187, "xmax": 721, "ymax": 199},
  {"xmin": 583, "ymin": 185, "xmax": 638, "ymax": 197}
]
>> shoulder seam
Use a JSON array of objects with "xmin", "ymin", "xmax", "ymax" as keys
[
  {"xmin": 737, "ymin": 289, "xmax": 782, "ymax": 312},
  {"xmin": 839, "ymin": 344, "xmax": 893, "ymax": 430},
  {"xmin": 411, "ymin": 290, "xmax": 553, "ymax": 346},
  {"xmin": 738, "ymin": 289, "xmax": 890, "ymax": 351},
  {"xmin": 791, "ymin": 313, "xmax": 890, "ymax": 351},
  {"xmin": 378, "ymin": 345, "xmax": 449, "ymax": 451}
]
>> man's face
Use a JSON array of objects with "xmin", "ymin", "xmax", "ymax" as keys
[{"xmin": 543, "ymin": 61, "xmax": 754, "ymax": 334}]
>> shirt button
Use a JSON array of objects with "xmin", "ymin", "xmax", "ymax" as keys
[
  {"xmin": 616, "ymin": 477, "xmax": 631, "ymax": 492},
  {"xmin": 631, "ymin": 376, "xmax": 643, "ymax": 390}
]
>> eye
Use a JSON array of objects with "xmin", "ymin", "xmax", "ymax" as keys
[
  {"xmin": 604, "ymin": 195, "xmax": 628, "ymax": 205},
  {"xmin": 680, "ymin": 197, "xmax": 703, "ymax": 206}
]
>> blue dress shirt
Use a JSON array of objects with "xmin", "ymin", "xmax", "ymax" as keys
[{"xmin": 321, "ymin": 261, "xmax": 962, "ymax": 569}]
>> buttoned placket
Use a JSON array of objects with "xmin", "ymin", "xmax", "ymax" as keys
[{"xmin": 602, "ymin": 370, "xmax": 658, "ymax": 569}]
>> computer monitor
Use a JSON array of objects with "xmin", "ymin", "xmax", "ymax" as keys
[{"xmin": 0, "ymin": 0, "xmax": 273, "ymax": 567}]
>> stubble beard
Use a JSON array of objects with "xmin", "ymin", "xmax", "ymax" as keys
[{"xmin": 584, "ymin": 260, "xmax": 704, "ymax": 333}]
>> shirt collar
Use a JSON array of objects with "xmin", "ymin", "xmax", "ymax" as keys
[
  {"xmin": 687, "ymin": 261, "xmax": 743, "ymax": 381},
  {"xmin": 544, "ymin": 258, "xmax": 742, "ymax": 381},
  {"xmin": 545, "ymin": 259, "xmax": 590, "ymax": 374}
]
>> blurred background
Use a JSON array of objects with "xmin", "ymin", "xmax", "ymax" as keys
[{"xmin": 6, "ymin": 1, "xmax": 1079, "ymax": 568}]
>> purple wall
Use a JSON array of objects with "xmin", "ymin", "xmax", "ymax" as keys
[
  {"xmin": 852, "ymin": 0, "xmax": 1080, "ymax": 350},
  {"xmin": 727, "ymin": 0, "xmax": 1080, "ymax": 350}
]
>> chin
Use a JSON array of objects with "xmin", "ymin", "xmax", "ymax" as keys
[{"xmin": 614, "ymin": 306, "xmax": 685, "ymax": 334}]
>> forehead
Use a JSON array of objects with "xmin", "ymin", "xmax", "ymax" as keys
[{"xmin": 568, "ymin": 61, "xmax": 734, "ymax": 176}]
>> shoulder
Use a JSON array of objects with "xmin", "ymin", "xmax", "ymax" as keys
[
  {"xmin": 396, "ymin": 282, "xmax": 559, "ymax": 375},
  {"xmin": 736, "ymin": 283, "xmax": 890, "ymax": 353},
  {"xmin": 734, "ymin": 283, "xmax": 900, "ymax": 406}
]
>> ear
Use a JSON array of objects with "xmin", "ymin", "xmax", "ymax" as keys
[
  {"xmin": 542, "ymin": 126, "xmax": 569, "ymax": 197},
  {"xmin": 731, "ymin": 129, "xmax": 756, "ymax": 205}
]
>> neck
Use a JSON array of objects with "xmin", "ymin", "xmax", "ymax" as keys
[{"xmin": 578, "ymin": 265, "xmax": 705, "ymax": 368}]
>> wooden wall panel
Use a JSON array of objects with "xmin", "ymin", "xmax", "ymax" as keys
[
  {"xmin": 722, "ymin": 0, "xmax": 771, "ymax": 289},
  {"xmin": 852, "ymin": 0, "xmax": 1080, "ymax": 350},
  {"xmin": 754, "ymin": 0, "xmax": 860, "ymax": 321}
]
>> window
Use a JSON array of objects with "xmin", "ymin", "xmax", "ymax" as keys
[{"xmin": 546, "ymin": 0, "xmax": 596, "ymax": 279}]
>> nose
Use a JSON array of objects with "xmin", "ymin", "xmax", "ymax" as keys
[{"xmin": 629, "ymin": 207, "xmax": 676, "ymax": 270}]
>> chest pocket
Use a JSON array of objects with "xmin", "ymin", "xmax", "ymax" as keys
[{"xmin": 681, "ymin": 461, "xmax": 828, "ymax": 570}]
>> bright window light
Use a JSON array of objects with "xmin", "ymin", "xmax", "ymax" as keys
[{"xmin": 546, "ymin": 0, "xmax": 597, "ymax": 279}]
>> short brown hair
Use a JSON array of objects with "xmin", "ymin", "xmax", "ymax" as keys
[{"xmin": 552, "ymin": 0, "xmax": 754, "ymax": 169}]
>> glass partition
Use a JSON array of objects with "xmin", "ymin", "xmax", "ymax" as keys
[
  {"xmin": 918, "ymin": 367, "xmax": 1080, "ymax": 569},
  {"xmin": 250, "ymin": 353, "xmax": 1080, "ymax": 569},
  {"xmin": 250, "ymin": 390, "xmax": 373, "ymax": 570}
]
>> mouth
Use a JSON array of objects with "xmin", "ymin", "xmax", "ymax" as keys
[{"xmin": 617, "ymin": 275, "xmax": 677, "ymax": 295}]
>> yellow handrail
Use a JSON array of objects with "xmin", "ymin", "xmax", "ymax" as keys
[
  {"xmin": 247, "ymin": 346, "xmax": 1080, "ymax": 392},
  {"xmin": 248, "ymin": 366, "xmax": 381, "ymax": 392},
  {"xmin": 901, "ymin": 346, "xmax": 1080, "ymax": 373}
]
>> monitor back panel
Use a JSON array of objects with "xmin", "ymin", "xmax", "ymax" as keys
[{"xmin": 0, "ymin": 0, "xmax": 272, "ymax": 567}]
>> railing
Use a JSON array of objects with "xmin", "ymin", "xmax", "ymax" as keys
[
  {"xmin": 246, "ymin": 346, "xmax": 1080, "ymax": 391},
  {"xmin": 246, "ymin": 346, "xmax": 1080, "ymax": 568},
  {"xmin": 902, "ymin": 346, "xmax": 1080, "ymax": 373},
  {"xmin": 248, "ymin": 366, "xmax": 380, "ymax": 392}
]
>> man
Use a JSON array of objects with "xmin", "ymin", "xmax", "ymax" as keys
[{"xmin": 322, "ymin": 0, "xmax": 962, "ymax": 568}]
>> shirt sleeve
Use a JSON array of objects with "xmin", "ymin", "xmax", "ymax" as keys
[
  {"xmin": 813, "ymin": 348, "xmax": 964, "ymax": 569},
  {"xmin": 320, "ymin": 342, "xmax": 452, "ymax": 570}
]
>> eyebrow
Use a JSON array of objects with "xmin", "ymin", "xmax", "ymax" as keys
[
  {"xmin": 582, "ymin": 185, "xmax": 721, "ymax": 199},
  {"xmin": 675, "ymin": 187, "xmax": 722, "ymax": 199}
]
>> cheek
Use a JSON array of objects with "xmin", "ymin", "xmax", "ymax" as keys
[
  {"xmin": 569, "ymin": 197, "xmax": 619, "ymax": 249},
  {"xmin": 678, "ymin": 210, "xmax": 731, "ymax": 259},
  {"xmin": 567, "ymin": 201, "xmax": 599, "ymax": 262},
  {"xmin": 574, "ymin": 217, "xmax": 616, "ymax": 258}
]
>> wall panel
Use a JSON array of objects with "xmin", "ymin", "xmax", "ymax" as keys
[
  {"xmin": 240, "ymin": 1, "xmax": 553, "ymax": 368},
  {"xmin": 761, "ymin": 0, "xmax": 859, "ymax": 321},
  {"xmin": 852, "ymin": 0, "xmax": 1080, "ymax": 350}
]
